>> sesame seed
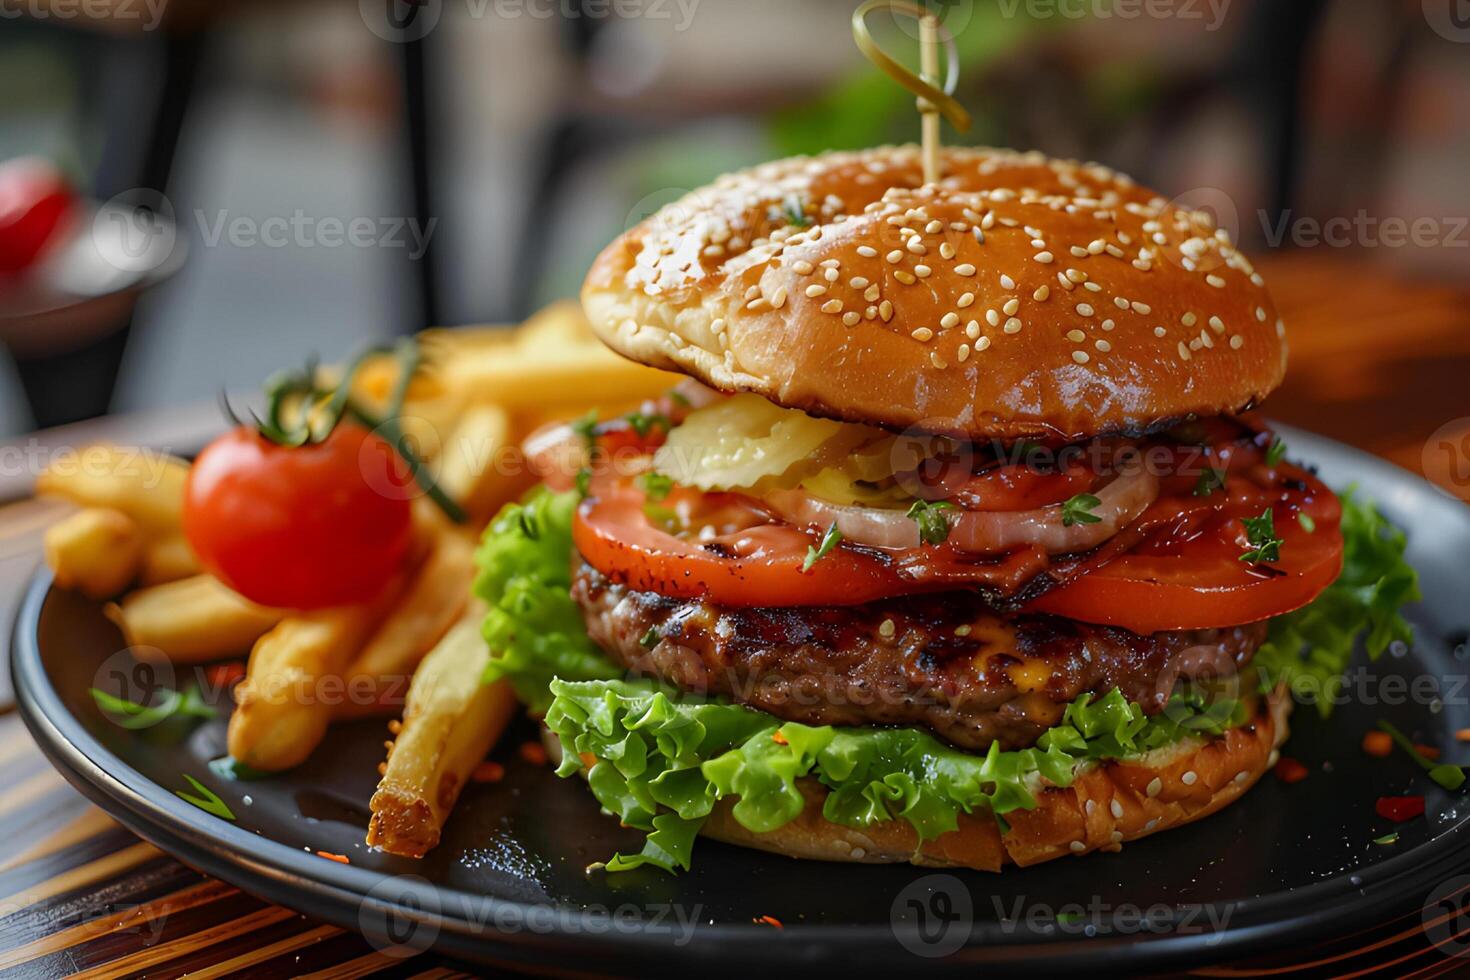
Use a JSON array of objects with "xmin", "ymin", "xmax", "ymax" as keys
[
  {"xmin": 1110, "ymin": 830, "xmax": 1124, "ymax": 844},
  {"xmin": 823, "ymin": 267, "xmax": 839, "ymax": 282},
  {"xmin": 930, "ymin": 351, "xmax": 947, "ymax": 368},
  {"xmin": 940, "ymin": 312, "xmax": 960, "ymax": 329},
  {"xmin": 986, "ymin": 309, "xmax": 1001, "ymax": 327},
  {"xmin": 711, "ymin": 318, "xmax": 725, "ymax": 332},
  {"xmin": 1154, "ymin": 326, "xmax": 1167, "ymax": 337},
  {"xmin": 856, "ymin": 245, "xmax": 877, "ymax": 258},
  {"xmin": 1033, "ymin": 285, "xmax": 1051, "ymax": 301},
  {"xmin": 1076, "ymin": 303, "xmax": 1095, "ymax": 317},
  {"xmin": 1105, "ymin": 244, "xmax": 1125, "ymax": 258},
  {"xmin": 957, "ymin": 264, "xmax": 977, "ymax": 277},
  {"xmin": 1146, "ymin": 777, "xmax": 1162, "ymax": 798},
  {"xmin": 1114, "ymin": 297, "xmax": 1130, "ymax": 310},
  {"xmin": 957, "ymin": 344, "xmax": 971, "ymax": 363},
  {"xmin": 1003, "ymin": 298, "xmax": 1020, "ymax": 316},
  {"xmin": 1110, "ymin": 800, "xmax": 1124, "ymax": 819},
  {"xmin": 1145, "ymin": 818, "xmax": 1159, "ymax": 831},
  {"xmin": 957, "ymin": 291, "xmax": 975, "ymax": 308},
  {"xmin": 1004, "ymin": 318, "xmax": 1022, "ymax": 334},
  {"xmin": 1101, "ymin": 318, "xmax": 1115, "ymax": 331},
  {"xmin": 894, "ymin": 270, "xmax": 916, "ymax": 285},
  {"xmin": 910, "ymin": 327, "xmax": 933, "ymax": 342},
  {"xmin": 1182, "ymin": 770, "xmax": 1198, "ymax": 786},
  {"xmin": 1178, "ymin": 341, "xmax": 1191, "ymax": 361},
  {"xmin": 842, "ymin": 312, "xmax": 861, "ymax": 327},
  {"xmin": 792, "ymin": 260, "xmax": 813, "ymax": 275},
  {"xmin": 1087, "ymin": 239, "xmax": 1106, "ymax": 254},
  {"xmin": 864, "ymin": 305, "xmax": 877, "ymax": 319},
  {"xmin": 939, "ymin": 242, "xmax": 956, "ymax": 260},
  {"xmin": 975, "ymin": 336, "xmax": 992, "ymax": 351},
  {"xmin": 926, "ymin": 220, "xmax": 943, "ymax": 234},
  {"xmin": 914, "ymin": 264, "xmax": 932, "ymax": 278},
  {"xmin": 1034, "ymin": 251, "xmax": 1054, "ymax": 264},
  {"xmin": 1190, "ymin": 337, "xmax": 1203, "ymax": 350},
  {"xmin": 850, "ymin": 277, "xmax": 870, "ymax": 289},
  {"xmin": 1086, "ymin": 799, "xmax": 1097, "ymax": 816},
  {"xmin": 1066, "ymin": 268, "xmax": 1086, "ymax": 282},
  {"xmin": 879, "ymin": 300, "xmax": 894, "ymax": 321},
  {"xmin": 1131, "ymin": 301, "xmax": 1151, "ymax": 314},
  {"xmin": 886, "ymin": 249, "xmax": 904, "ymax": 263},
  {"xmin": 1276, "ymin": 319, "xmax": 1286, "ymax": 337},
  {"xmin": 747, "ymin": 298, "xmax": 768, "ymax": 311},
  {"xmin": 1031, "ymin": 239, "xmax": 1046, "ymax": 248},
  {"xmin": 1069, "ymin": 840, "xmax": 1086, "ymax": 853},
  {"xmin": 1084, "ymin": 281, "xmax": 1102, "ymax": 292},
  {"xmin": 820, "ymin": 299, "xmax": 842, "ymax": 314},
  {"xmin": 1067, "ymin": 329, "xmax": 1086, "ymax": 342},
  {"xmin": 744, "ymin": 285, "xmax": 759, "ymax": 300},
  {"xmin": 1070, "ymin": 246, "xmax": 1089, "ymax": 258},
  {"xmin": 1234, "ymin": 771, "xmax": 1250, "ymax": 784},
  {"xmin": 1208, "ymin": 316, "xmax": 1225, "ymax": 334},
  {"xmin": 1206, "ymin": 274, "xmax": 1226, "ymax": 288},
  {"xmin": 769, "ymin": 287, "xmax": 788, "ymax": 309},
  {"xmin": 806, "ymin": 284, "xmax": 827, "ymax": 298},
  {"xmin": 864, "ymin": 284, "xmax": 880, "ymax": 302},
  {"xmin": 955, "ymin": 624, "xmax": 972, "ymax": 636},
  {"xmin": 907, "ymin": 240, "xmax": 927, "ymax": 255},
  {"xmin": 1230, "ymin": 335, "xmax": 1244, "ymax": 349},
  {"xmin": 878, "ymin": 619, "xmax": 895, "ymax": 638},
  {"xmin": 965, "ymin": 319, "xmax": 980, "ymax": 339},
  {"xmin": 1072, "ymin": 350, "xmax": 1090, "ymax": 364},
  {"xmin": 1256, "ymin": 306, "xmax": 1267, "ymax": 322}
]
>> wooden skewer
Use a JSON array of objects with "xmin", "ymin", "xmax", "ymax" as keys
[{"xmin": 919, "ymin": 13, "xmax": 941, "ymax": 184}]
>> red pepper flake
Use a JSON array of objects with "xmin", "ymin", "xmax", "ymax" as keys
[
  {"xmin": 1376, "ymin": 795, "xmax": 1425, "ymax": 822},
  {"xmin": 578, "ymin": 752, "xmax": 598, "ymax": 769},
  {"xmin": 316, "ymin": 851, "xmax": 350, "ymax": 864},
  {"xmin": 205, "ymin": 661, "xmax": 246, "ymax": 689},
  {"xmin": 519, "ymin": 742, "xmax": 549, "ymax": 766},
  {"xmin": 771, "ymin": 731, "xmax": 789, "ymax": 746},
  {"xmin": 1274, "ymin": 757, "xmax": 1309, "ymax": 784},
  {"xmin": 1415, "ymin": 745, "xmax": 1442, "ymax": 761},
  {"xmin": 1361, "ymin": 732, "xmax": 1392, "ymax": 758},
  {"xmin": 471, "ymin": 761, "xmax": 505, "ymax": 783},
  {"xmin": 755, "ymin": 915, "xmax": 783, "ymax": 928}
]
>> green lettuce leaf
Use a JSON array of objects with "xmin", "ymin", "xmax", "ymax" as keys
[
  {"xmin": 545, "ymin": 678, "xmax": 1243, "ymax": 873},
  {"xmin": 1254, "ymin": 489, "xmax": 1420, "ymax": 717},
  {"xmin": 472, "ymin": 489, "xmax": 618, "ymax": 713}
]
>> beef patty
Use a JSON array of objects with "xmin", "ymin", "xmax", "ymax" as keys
[{"xmin": 571, "ymin": 561, "xmax": 1267, "ymax": 752}]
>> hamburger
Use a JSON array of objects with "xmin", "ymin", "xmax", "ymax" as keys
[{"xmin": 474, "ymin": 145, "xmax": 1417, "ymax": 873}]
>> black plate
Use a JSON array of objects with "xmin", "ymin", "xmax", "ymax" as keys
[{"xmin": 13, "ymin": 428, "xmax": 1470, "ymax": 976}]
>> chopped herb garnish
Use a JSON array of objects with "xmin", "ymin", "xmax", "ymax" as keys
[
  {"xmin": 769, "ymin": 195, "xmax": 810, "ymax": 228},
  {"xmin": 624, "ymin": 411, "xmax": 671, "ymax": 438},
  {"xmin": 1372, "ymin": 832, "xmax": 1400, "ymax": 845},
  {"xmin": 90, "ymin": 686, "xmax": 216, "ymax": 731},
  {"xmin": 906, "ymin": 500, "xmax": 956, "ymax": 545},
  {"xmin": 1298, "ymin": 512, "xmax": 1316, "ymax": 534},
  {"xmin": 575, "ymin": 468, "xmax": 592, "ymax": 499},
  {"xmin": 667, "ymin": 389, "xmax": 690, "ymax": 408},
  {"xmin": 1193, "ymin": 466, "xmax": 1227, "ymax": 497},
  {"xmin": 208, "ymin": 757, "xmax": 272, "ymax": 781},
  {"xmin": 1377, "ymin": 720, "xmax": 1466, "ymax": 791},
  {"xmin": 803, "ymin": 523, "xmax": 843, "ymax": 572},
  {"xmin": 1061, "ymin": 493, "xmax": 1103, "ymax": 527},
  {"xmin": 1239, "ymin": 508, "xmax": 1283, "ymax": 564},
  {"xmin": 1266, "ymin": 437, "xmax": 1288, "ymax": 466},
  {"xmin": 517, "ymin": 508, "xmax": 541, "ymax": 541},
  {"xmin": 638, "ymin": 471, "xmax": 674, "ymax": 502},
  {"xmin": 571, "ymin": 410, "xmax": 600, "ymax": 452},
  {"xmin": 643, "ymin": 503, "xmax": 680, "ymax": 532},
  {"xmin": 640, "ymin": 627, "xmax": 661, "ymax": 649},
  {"xmin": 176, "ymin": 774, "xmax": 235, "ymax": 820}
]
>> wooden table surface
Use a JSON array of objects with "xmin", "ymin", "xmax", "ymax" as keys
[{"xmin": 0, "ymin": 251, "xmax": 1468, "ymax": 978}]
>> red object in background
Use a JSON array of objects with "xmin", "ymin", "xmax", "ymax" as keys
[
  {"xmin": 183, "ymin": 424, "xmax": 414, "ymax": 609},
  {"xmin": 0, "ymin": 158, "xmax": 75, "ymax": 274},
  {"xmin": 1274, "ymin": 757, "xmax": 1310, "ymax": 784},
  {"xmin": 1375, "ymin": 796, "xmax": 1426, "ymax": 822}
]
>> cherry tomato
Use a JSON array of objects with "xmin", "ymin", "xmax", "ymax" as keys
[
  {"xmin": 183, "ymin": 424, "xmax": 414, "ymax": 609},
  {"xmin": 0, "ymin": 158, "xmax": 75, "ymax": 273}
]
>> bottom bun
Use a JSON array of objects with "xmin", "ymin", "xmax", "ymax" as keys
[{"xmin": 698, "ymin": 688, "xmax": 1291, "ymax": 872}]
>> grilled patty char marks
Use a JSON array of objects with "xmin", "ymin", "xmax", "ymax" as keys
[{"xmin": 571, "ymin": 561, "xmax": 1267, "ymax": 752}]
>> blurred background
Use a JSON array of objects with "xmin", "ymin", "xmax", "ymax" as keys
[{"xmin": 0, "ymin": 0, "xmax": 1467, "ymax": 438}]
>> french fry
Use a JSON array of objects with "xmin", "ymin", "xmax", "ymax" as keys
[
  {"xmin": 44, "ymin": 508, "xmax": 144, "ymax": 599},
  {"xmin": 105, "ymin": 575, "xmax": 282, "ymax": 663},
  {"xmin": 227, "ymin": 582, "xmax": 402, "ymax": 771},
  {"xmin": 367, "ymin": 603, "xmax": 516, "ymax": 857},
  {"xmin": 442, "ymin": 343, "xmax": 677, "ymax": 413},
  {"xmin": 34, "ymin": 445, "xmax": 189, "ymax": 534},
  {"xmin": 513, "ymin": 300, "xmax": 600, "ymax": 349},
  {"xmin": 435, "ymin": 404, "xmax": 531, "ymax": 522},
  {"xmin": 336, "ymin": 532, "xmax": 477, "ymax": 719},
  {"xmin": 139, "ymin": 534, "xmax": 201, "ymax": 585}
]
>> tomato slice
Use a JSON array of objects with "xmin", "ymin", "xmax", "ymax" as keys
[{"xmin": 1027, "ymin": 455, "xmax": 1343, "ymax": 632}]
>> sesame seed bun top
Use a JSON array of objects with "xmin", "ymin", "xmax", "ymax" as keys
[{"xmin": 581, "ymin": 145, "xmax": 1287, "ymax": 442}]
